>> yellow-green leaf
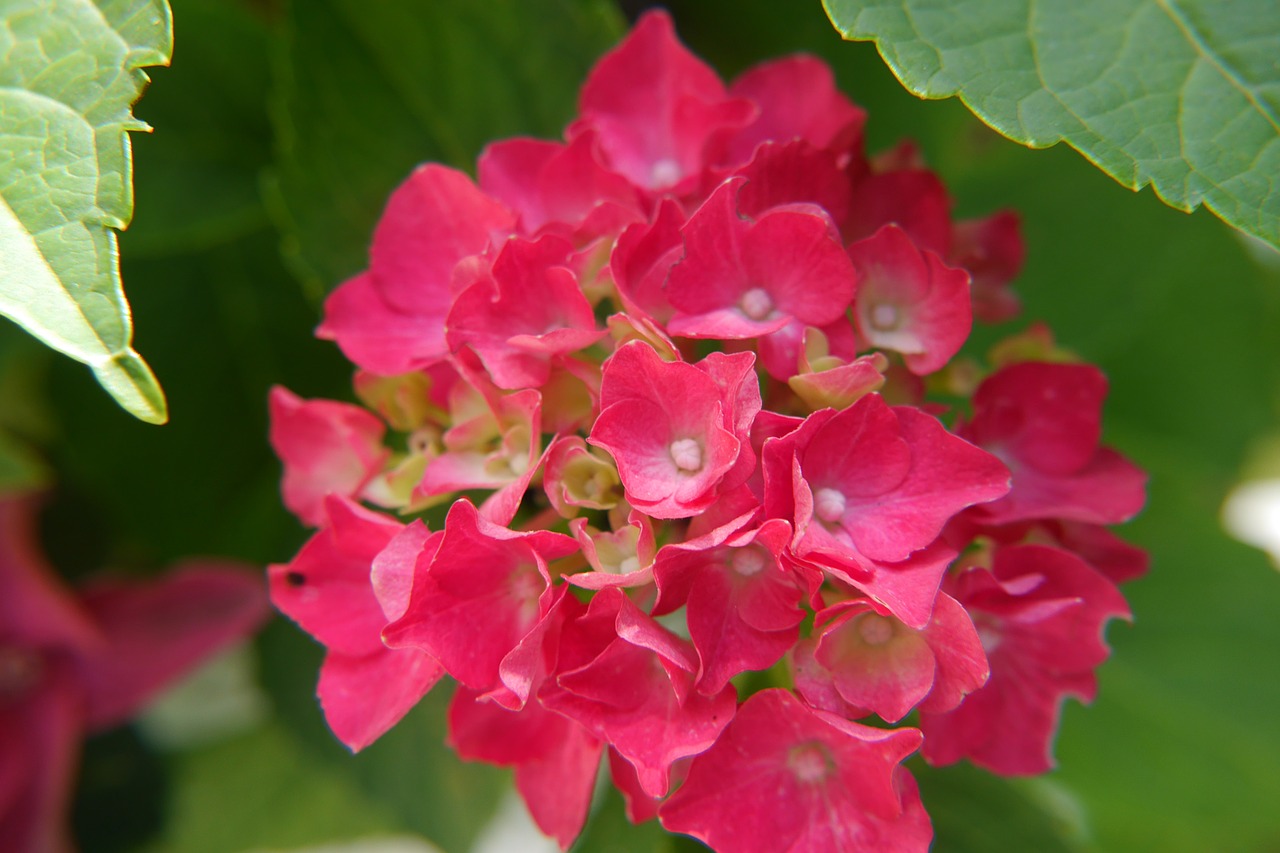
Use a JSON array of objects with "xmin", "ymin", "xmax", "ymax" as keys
[{"xmin": 0, "ymin": 0, "xmax": 172, "ymax": 423}]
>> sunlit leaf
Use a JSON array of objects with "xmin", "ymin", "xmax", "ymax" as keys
[{"xmin": 0, "ymin": 0, "xmax": 173, "ymax": 422}]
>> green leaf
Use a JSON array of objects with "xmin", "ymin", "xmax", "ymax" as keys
[
  {"xmin": 822, "ymin": 0, "xmax": 1280, "ymax": 252},
  {"xmin": 0, "ymin": 0, "xmax": 171, "ymax": 423},
  {"xmin": 266, "ymin": 0, "xmax": 624, "ymax": 298}
]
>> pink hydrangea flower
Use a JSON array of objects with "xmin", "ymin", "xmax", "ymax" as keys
[
  {"xmin": 920, "ymin": 544, "xmax": 1130, "ymax": 774},
  {"xmin": 267, "ymin": 10, "xmax": 1147, "ymax": 850},
  {"xmin": 665, "ymin": 180, "xmax": 856, "ymax": 340},
  {"xmin": 589, "ymin": 341, "xmax": 758, "ymax": 519},
  {"xmin": 961, "ymin": 361, "xmax": 1147, "ymax": 525},
  {"xmin": 849, "ymin": 224, "xmax": 972, "ymax": 375},
  {"xmin": 445, "ymin": 234, "xmax": 606, "ymax": 389},
  {"xmin": 543, "ymin": 587, "xmax": 737, "ymax": 799},
  {"xmin": 792, "ymin": 591, "xmax": 988, "ymax": 723},
  {"xmin": 762, "ymin": 394, "xmax": 1010, "ymax": 626},
  {"xmin": 569, "ymin": 10, "xmax": 753, "ymax": 194},
  {"xmin": 268, "ymin": 386, "xmax": 389, "ymax": 527},
  {"xmin": 659, "ymin": 689, "xmax": 932, "ymax": 852},
  {"xmin": 267, "ymin": 496, "xmax": 444, "ymax": 750},
  {"xmin": 318, "ymin": 165, "xmax": 514, "ymax": 375}
]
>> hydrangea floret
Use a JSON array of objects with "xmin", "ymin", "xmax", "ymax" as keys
[{"xmin": 268, "ymin": 12, "xmax": 1148, "ymax": 852}]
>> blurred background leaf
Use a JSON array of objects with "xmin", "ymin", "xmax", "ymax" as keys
[
  {"xmin": 822, "ymin": 0, "xmax": 1280, "ymax": 254},
  {"xmin": 0, "ymin": 0, "xmax": 171, "ymax": 423}
]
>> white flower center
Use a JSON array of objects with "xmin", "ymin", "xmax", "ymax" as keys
[
  {"xmin": 870, "ymin": 302, "xmax": 899, "ymax": 331},
  {"xmin": 740, "ymin": 287, "xmax": 775, "ymax": 321},
  {"xmin": 669, "ymin": 438, "xmax": 704, "ymax": 472},
  {"xmin": 649, "ymin": 158, "xmax": 681, "ymax": 189},
  {"xmin": 814, "ymin": 487, "xmax": 846, "ymax": 523},
  {"xmin": 788, "ymin": 742, "xmax": 833, "ymax": 783},
  {"xmin": 731, "ymin": 547, "xmax": 766, "ymax": 577},
  {"xmin": 857, "ymin": 614, "xmax": 894, "ymax": 646}
]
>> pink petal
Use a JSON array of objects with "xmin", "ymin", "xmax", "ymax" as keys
[
  {"xmin": 0, "ymin": 661, "xmax": 82, "ymax": 853},
  {"xmin": 659, "ymin": 689, "xmax": 931, "ymax": 853},
  {"xmin": 318, "ymin": 647, "xmax": 444, "ymax": 752},
  {"xmin": 369, "ymin": 164, "xmax": 513, "ymax": 315},
  {"xmin": 0, "ymin": 496, "xmax": 98, "ymax": 653},
  {"xmin": 268, "ymin": 495, "xmax": 403, "ymax": 655},
  {"xmin": 268, "ymin": 386, "xmax": 388, "ymax": 527},
  {"xmin": 849, "ymin": 225, "xmax": 972, "ymax": 376},
  {"xmin": 79, "ymin": 560, "xmax": 269, "ymax": 731},
  {"xmin": 813, "ymin": 601, "xmax": 938, "ymax": 723},
  {"xmin": 725, "ymin": 56, "xmax": 866, "ymax": 166},
  {"xmin": 573, "ymin": 10, "xmax": 751, "ymax": 192},
  {"xmin": 381, "ymin": 500, "xmax": 576, "ymax": 693}
]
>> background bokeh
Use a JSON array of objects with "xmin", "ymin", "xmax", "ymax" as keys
[{"xmin": 3, "ymin": 0, "xmax": 1277, "ymax": 850}]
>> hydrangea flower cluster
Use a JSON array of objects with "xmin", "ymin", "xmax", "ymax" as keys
[{"xmin": 267, "ymin": 12, "xmax": 1148, "ymax": 852}]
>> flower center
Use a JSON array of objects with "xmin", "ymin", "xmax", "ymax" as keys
[
  {"xmin": 869, "ymin": 302, "xmax": 899, "ymax": 331},
  {"xmin": 649, "ymin": 157, "xmax": 681, "ymax": 189},
  {"xmin": 669, "ymin": 438, "xmax": 704, "ymax": 472},
  {"xmin": 857, "ymin": 614, "xmax": 894, "ymax": 646},
  {"xmin": 787, "ymin": 742, "xmax": 834, "ymax": 783},
  {"xmin": 814, "ymin": 487, "xmax": 847, "ymax": 523},
  {"xmin": 740, "ymin": 287, "xmax": 775, "ymax": 321},
  {"xmin": 730, "ymin": 546, "xmax": 767, "ymax": 577}
]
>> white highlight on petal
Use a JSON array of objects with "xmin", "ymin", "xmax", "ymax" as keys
[
  {"xmin": 814, "ymin": 487, "xmax": 847, "ymax": 523},
  {"xmin": 669, "ymin": 437, "xmax": 704, "ymax": 472},
  {"xmin": 740, "ymin": 287, "xmax": 775, "ymax": 321}
]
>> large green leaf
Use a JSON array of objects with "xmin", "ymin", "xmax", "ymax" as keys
[
  {"xmin": 266, "ymin": 0, "xmax": 624, "ymax": 298},
  {"xmin": 822, "ymin": 0, "xmax": 1280, "ymax": 252},
  {"xmin": 0, "ymin": 0, "xmax": 172, "ymax": 423}
]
